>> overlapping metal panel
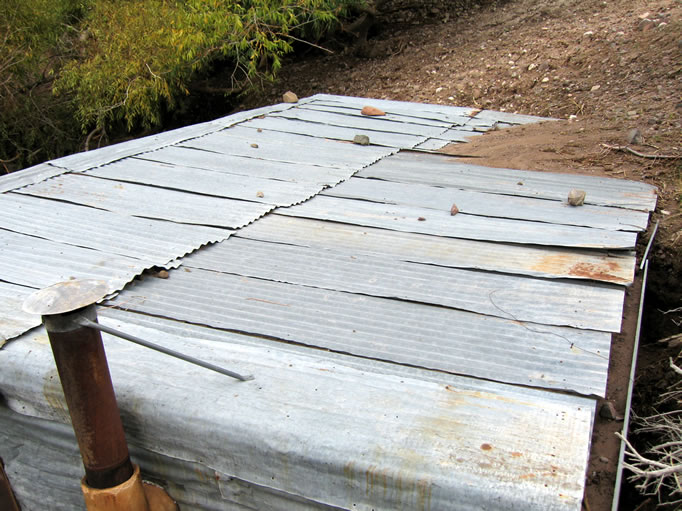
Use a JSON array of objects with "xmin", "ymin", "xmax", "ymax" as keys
[
  {"xmin": 302, "ymin": 94, "xmax": 477, "ymax": 123},
  {"xmin": 183, "ymin": 237, "xmax": 625, "ymax": 332},
  {"xmin": 109, "ymin": 268, "xmax": 611, "ymax": 396},
  {"xmin": 0, "ymin": 163, "xmax": 70, "ymax": 194},
  {"xmin": 0, "ymin": 193, "xmax": 229, "ymax": 261},
  {"xmin": 240, "ymin": 116, "xmax": 426, "ymax": 148},
  {"xmin": 85, "ymin": 157, "xmax": 324, "ymax": 207},
  {"xmin": 1, "ymin": 309, "xmax": 596, "ymax": 510},
  {"xmin": 359, "ymin": 151, "xmax": 658, "ymax": 211},
  {"xmin": 17, "ymin": 174, "xmax": 273, "ymax": 228},
  {"xmin": 271, "ymin": 107, "xmax": 447, "ymax": 137},
  {"xmin": 135, "ymin": 147, "xmax": 352, "ymax": 186},
  {"xmin": 298, "ymin": 103, "xmax": 456, "ymax": 127},
  {"xmin": 50, "ymin": 102, "xmax": 297, "ymax": 172},
  {"xmin": 323, "ymin": 177, "xmax": 650, "ymax": 231},
  {"xmin": 278, "ymin": 194, "xmax": 637, "ymax": 249},
  {"xmin": 0, "ymin": 228, "xmax": 148, "ymax": 290},
  {"xmin": 180, "ymin": 126, "xmax": 394, "ymax": 168},
  {"xmin": 239, "ymin": 214, "xmax": 636, "ymax": 284}
]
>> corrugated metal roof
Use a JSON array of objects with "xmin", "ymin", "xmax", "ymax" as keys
[
  {"xmin": 359, "ymin": 151, "xmax": 658, "ymax": 211},
  {"xmin": 135, "ymin": 146, "xmax": 353, "ymax": 185},
  {"xmin": 0, "ymin": 94, "xmax": 656, "ymax": 510},
  {"xmin": 179, "ymin": 126, "xmax": 395, "ymax": 168},
  {"xmin": 109, "ymin": 267, "xmax": 611, "ymax": 396},
  {"xmin": 49, "ymin": 102, "xmax": 297, "ymax": 172},
  {"xmin": 271, "ymin": 107, "xmax": 447, "ymax": 137},
  {"xmin": 0, "ymin": 193, "xmax": 229, "ymax": 261},
  {"xmin": 240, "ymin": 214, "xmax": 636, "ymax": 284},
  {"xmin": 323, "ymin": 177, "xmax": 649, "ymax": 231},
  {"xmin": 17, "ymin": 173, "xmax": 274, "ymax": 228},
  {"xmin": 1, "ymin": 309, "xmax": 595, "ymax": 510},
  {"xmin": 84, "ymin": 157, "xmax": 325, "ymax": 207},
  {"xmin": 183, "ymin": 237, "xmax": 625, "ymax": 332},
  {"xmin": 241, "ymin": 115, "xmax": 427, "ymax": 148},
  {"xmin": 278, "ymin": 194, "xmax": 637, "ymax": 249}
]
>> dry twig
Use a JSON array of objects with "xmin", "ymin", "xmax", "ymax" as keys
[{"xmin": 601, "ymin": 143, "xmax": 680, "ymax": 160}]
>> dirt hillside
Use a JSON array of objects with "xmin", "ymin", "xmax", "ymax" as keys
[{"xmin": 240, "ymin": 0, "xmax": 681, "ymax": 508}]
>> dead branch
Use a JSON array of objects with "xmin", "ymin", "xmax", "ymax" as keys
[{"xmin": 601, "ymin": 143, "xmax": 680, "ymax": 160}]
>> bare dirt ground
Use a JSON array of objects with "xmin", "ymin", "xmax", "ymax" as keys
[{"xmin": 239, "ymin": 0, "xmax": 681, "ymax": 508}]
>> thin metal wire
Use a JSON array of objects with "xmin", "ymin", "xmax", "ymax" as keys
[{"xmin": 77, "ymin": 317, "xmax": 254, "ymax": 382}]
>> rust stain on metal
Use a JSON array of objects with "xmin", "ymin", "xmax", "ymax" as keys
[
  {"xmin": 531, "ymin": 254, "xmax": 629, "ymax": 284},
  {"xmin": 480, "ymin": 443, "xmax": 493, "ymax": 451},
  {"xmin": 48, "ymin": 323, "xmax": 134, "ymax": 489}
]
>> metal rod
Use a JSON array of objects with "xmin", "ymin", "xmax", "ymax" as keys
[
  {"xmin": 639, "ymin": 219, "xmax": 658, "ymax": 270},
  {"xmin": 78, "ymin": 317, "xmax": 254, "ymax": 382},
  {"xmin": 44, "ymin": 308, "xmax": 135, "ymax": 489},
  {"xmin": 612, "ymin": 258, "xmax": 649, "ymax": 511}
]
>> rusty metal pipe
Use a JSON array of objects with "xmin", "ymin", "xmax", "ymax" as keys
[{"xmin": 44, "ymin": 306, "xmax": 134, "ymax": 489}]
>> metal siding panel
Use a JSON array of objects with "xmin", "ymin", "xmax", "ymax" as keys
[
  {"xmin": 240, "ymin": 116, "xmax": 425, "ymax": 148},
  {"xmin": 109, "ymin": 269, "xmax": 611, "ymax": 396},
  {"xmin": 181, "ymin": 126, "xmax": 396, "ymax": 168},
  {"xmin": 414, "ymin": 138, "xmax": 451, "ymax": 150},
  {"xmin": 1, "ymin": 315, "xmax": 594, "ymax": 510},
  {"xmin": 323, "ymin": 177, "xmax": 650, "ymax": 231},
  {"xmin": 135, "ymin": 147, "xmax": 351, "ymax": 185},
  {"xmin": 238, "ymin": 215, "xmax": 636, "ymax": 284},
  {"xmin": 359, "ymin": 151, "xmax": 658, "ymax": 211},
  {"xmin": 278, "ymin": 195, "xmax": 637, "ymax": 249},
  {"xmin": 0, "ymin": 193, "xmax": 229, "ymax": 261},
  {"xmin": 271, "ymin": 107, "xmax": 447, "ymax": 137},
  {"xmin": 85, "ymin": 158, "xmax": 324, "ymax": 207},
  {"xmin": 16, "ymin": 174, "xmax": 273, "ymax": 228},
  {"xmin": 183, "ymin": 237, "xmax": 625, "ymax": 332}
]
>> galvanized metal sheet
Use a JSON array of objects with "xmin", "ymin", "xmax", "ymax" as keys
[
  {"xmin": 473, "ymin": 109, "xmax": 555, "ymax": 125},
  {"xmin": 414, "ymin": 138, "xmax": 452, "ymax": 150},
  {"xmin": 181, "ymin": 126, "xmax": 395, "ymax": 168},
  {"xmin": 241, "ymin": 116, "xmax": 425, "ymax": 148},
  {"xmin": 239, "ymin": 214, "xmax": 636, "ymax": 284},
  {"xmin": 0, "ymin": 282, "xmax": 40, "ymax": 346},
  {"xmin": 304, "ymin": 94, "xmax": 478, "ymax": 123},
  {"xmin": 272, "ymin": 107, "xmax": 447, "ymax": 138},
  {"xmin": 109, "ymin": 268, "xmax": 612, "ymax": 396},
  {"xmin": 0, "ymin": 163, "xmax": 69, "ymax": 194},
  {"xmin": 278, "ymin": 195, "xmax": 637, "ymax": 249},
  {"xmin": 136, "ymin": 146, "xmax": 352, "ymax": 186},
  {"xmin": 0, "ymin": 228, "xmax": 147, "ymax": 291},
  {"xmin": 323, "ymin": 177, "xmax": 650, "ymax": 232},
  {"xmin": 86, "ymin": 157, "xmax": 324, "ymax": 207},
  {"xmin": 298, "ymin": 103, "xmax": 455, "ymax": 127},
  {"xmin": 1, "ymin": 314, "xmax": 594, "ymax": 510},
  {"xmin": 436, "ymin": 127, "xmax": 484, "ymax": 141},
  {"xmin": 17, "ymin": 174, "xmax": 272, "ymax": 228},
  {"xmin": 50, "ymin": 102, "xmax": 296, "ymax": 173},
  {"xmin": 359, "ymin": 151, "xmax": 658, "ymax": 211},
  {"xmin": 0, "ymin": 193, "xmax": 229, "ymax": 261},
  {"xmin": 183, "ymin": 237, "xmax": 625, "ymax": 332}
]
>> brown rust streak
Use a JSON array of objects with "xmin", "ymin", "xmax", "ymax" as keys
[{"xmin": 531, "ymin": 254, "xmax": 629, "ymax": 284}]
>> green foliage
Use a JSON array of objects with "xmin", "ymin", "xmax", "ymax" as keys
[
  {"xmin": 54, "ymin": 0, "xmax": 364, "ymax": 132},
  {"xmin": 0, "ymin": 0, "xmax": 87, "ymax": 169}
]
